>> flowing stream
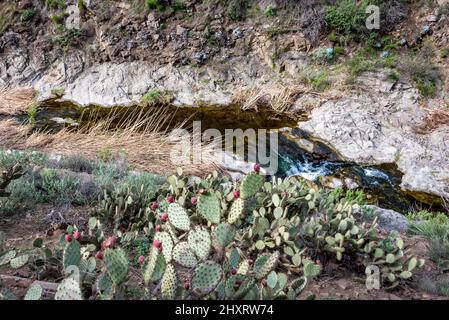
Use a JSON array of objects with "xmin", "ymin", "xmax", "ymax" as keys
[{"xmin": 17, "ymin": 100, "xmax": 429, "ymax": 213}]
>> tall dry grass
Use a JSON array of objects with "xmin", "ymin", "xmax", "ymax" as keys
[
  {"xmin": 0, "ymin": 86, "xmax": 37, "ymax": 115},
  {"xmin": 0, "ymin": 108, "xmax": 222, "ymax": 176},
  {"xmin": 234, "ymin": 84, "xmax": 307, "ymax": 114}
]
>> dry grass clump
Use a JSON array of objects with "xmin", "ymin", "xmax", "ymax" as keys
[
  {"xmin": 234, "ymin": 84, "xmax": 307, "ymax": 114},
  {"xmin": 414, "ymin": 107, "xmax": 449, "ymax": 134},
  {"xmin": 0, "ymin": 86, "xmax": 37, "ymax": 116},
  {"xmin": 0, "ymin": 109, "xmax": 222, "ymax": 176}
]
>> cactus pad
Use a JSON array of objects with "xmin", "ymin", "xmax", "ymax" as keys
[
  {"xmin": 155, "ymin": 231, "xmax": 174, "ymax": 262},
  {"xmin": 191, "ymin": 261, "xmax": 223, "ymax": 295},
  {"xmin": 168, "ymin": 203, "xmax": 190, "ymax": 231},
  {"xmin": 253, "ymin": 252, "xmax": 279, "ymax": 279},
  {"xmin": 0, "ymin": 250, "xmax": 16, "ymax": 266},
  {"xmin": 213, "ymin": 223, "xmax": 236, "ymax": 247},
  {"xmin": 161, "ymin": 264, "xmax": 177, "ymax": 300},
  {"xmin": 104, "ymin": 248, "xmax": 129, "ymax": 284},
  {"xmin": 173, "ymin": 241, "xmax": 198, "ymax": 268},
  {"xmin": 188, "ymin": 227, "xmax": 211, "ymax": 260},
  {"xmin": 228, "ymin": 198, "xmax": 245, "ymax": 224},
  {"xmin": 10, "ymin": 254, "xmax": 29, "ymax": 269},
  {"xmin": 24, "ymin": 284, "xmax": 43, "ymax": 300},
  {"xmin": 240, "ymin": 172, "xmax": 264, "ymax": 199},
  {"xmin": 63, "ymin": 240, "xmax": 81, "ymax": 270},
  {"xmin": 197, "ymin": 194, "xmax": 221, "ymax": 224},
  {"xmin": 143, "ymin": 247, "xmax": 166, "ymax": 285},
  {"xmin": 96, "ymin": 273, "xmax": 113, "ymax": 300},
  {"xmin": 55, "ymin": 278, "xmax": 83, "ymax": 300},
  {"xmin": 303, "ymin": 260, "xmax": 322, "ymax": 278},
  {"xmin": 234, "ymin": 277, "xmax": 256, "ymax": 299}
]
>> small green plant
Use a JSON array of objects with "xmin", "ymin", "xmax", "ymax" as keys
[
  {"xmin": 146, "ymin": 0, "xmax": 165, "ymax": 11},
  {"xmin": 324, "ymin": 0, "xmax": 368, "ymax": 36},
  {"xmin": 141, "ymin": 89, "xmax": 172, "ymax": 107},
  {"xmin": 27, "ymin": 103, "xmax": 38, "ymax": 125},
  {"xmin": 264, "ymin": 5, "xmax": 275, "ymax": 17},
  {"xmin": 227, "ymin": 0, "xmax": 248, "ymax": 21},
  {"xmin": 171, "ymin": 1, "xmax": 186, "ymax": 12},
  {"xmin": 20, "ymin": 8, "xmax": 36, "ymax": 22},
  {"xmin": 441, "ymin": 48, "xmax": 449, "ymax": 59},
  {"xmin": 302, "ymin": 68, "xmax": 330, "ymax": 92},
  {"xmin": 346, "ymin": 53, "xmax": 373, "ymax": 77}
]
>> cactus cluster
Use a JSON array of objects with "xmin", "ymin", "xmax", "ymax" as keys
[{"xmin": 0, "ymin": 168, "xmax": 426, "ymax": 300}]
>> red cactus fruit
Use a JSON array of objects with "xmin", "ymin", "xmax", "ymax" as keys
[
  {"xmin": 155, "ymin": 225, "xmax": 162, "ymax": 232},
  {"xmin": 151, "ymin": 202, "xmax": 159, "ymax": 210},
  {"xmin": 95, "ymin": 251, "xmax": 104, "ymax": 260},
  {"xmin": 65, "ymin": 234, "xmax": 72, "ymax": 243},
  {"xmin": 198, "ymin": 189, "xmax": 205, "ymax": 195},
  {"xmin": 73, "ymin": 231, "xmax": 81, "ymax": 241},
  {"xmin": 231, "ymin": 268, "xmax": 237, "ymax": 275},
  {"xmin": 161, "ymin": 213, "xmax": 169, "ymax": 222},
  {"xmin": 191, "ymin": 197, "xmax": 198, "ymax": 205},
  {"xmin": 184, "ymin": 282, "xmax": 190, "ymax": 290},
  {"xmin": 167, "ymin": 195, "xmax": 175, "ymax": 203},
  {"xmin": 233, "ymin": 190, "xmax": 240, "ymax": 199},
  {"xmin": 138, "ymin": 256, "xmax": 145, "ymax": 265},
  {"xmin": 254, "ymin": 163, "xmax": 261, "ymax": 173},
  {"xmin": 153, "ymin": 239, "xmax": 162, "ymax": 249}
]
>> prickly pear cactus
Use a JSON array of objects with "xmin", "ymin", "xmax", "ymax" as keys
[
  {"xmin": 10, "ymin": 254, "xmax": 29, "ymax": 269},
  {"xmin": 63, "ymin": 240, "xmax": 81, "ymax": 270},
  {"xmin": 104, "ymin": 248, "xmax": 129, "ymax": 284},
  {"xmin": 143, "ymin": 248, "xmax": 163, "ymax": 285},
  {"xmin": 191, "ymin": 261, "xmax": 222, "ymax": 295},
  {"xmin": 253, "ymin": 252, "xmax": 279, "ymax": 279},
  {"xmin": 197, "ymin": 194, "xmax": 221, "ymax": 224},
  {"xmin": 173, "ymin": 241, "xmax": 197, "ymax": 268},
  {"xmin": 0, "ymin": 250, "xmax": 16, "ymax": 266},
  {"xmin": 161, "ymin": 264, "xmax": 177, "ymax": 300},
  {"xmin": 240, "ymin": 172, "xmax": 264, "ymax": 199},
  {"xmin": 155, "ymin": 231, "xmax": 174, "ymax": 262},
  {"xmin": 24, "ymin": 284, "xmax": 43, "ymax": 300},
  {"xmin": 96, "ymin": 273, "xmax": 113, "ymax": 300},
  {"xmin": 228, "ymin": 198, "xmax": 245, "ymax": 224},
  {"xmin": 213, "ymin": 223, "xmax": 236, "ymax": 247},
  {"xmin": 188, "ymin": 227, "xmax": 211, "ymax": 260},
  {"xmin": 168, "ymin": 203, "xmax": 190, "ymax": 231},
  {"xmin": 303, "ymin": 260, "xmax": 322, "ymax": 278},
  {"xmin": 55, "ymin": 278, "xmax": 83, "ymax": 300}
]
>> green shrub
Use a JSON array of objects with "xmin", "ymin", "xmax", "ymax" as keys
[
  {"xmin": 346, "ymin": 53, "xmax": 373, "ymax": 77},
  {"xmin": 20, "ymin": 8, "xmax": 36, "ymax": 22},
  {"xmin": 324, "ymin": 0, "xmax": 368, "ymax": 35},
  {"xmin": 146, "ymin": 0, "xmax": 165, "ymax": 11},
  {"xmin": 39, "ymin": 168, "xmax": 90, "ymax": 206},
  {"xmin": 227, "ymin": 0, "xmax": 247, "ymax": 21},
  {"xmin": 141, "ymin": 89, "xmax": 172, "ymax": 106}
]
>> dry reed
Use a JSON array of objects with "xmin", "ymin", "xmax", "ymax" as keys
[
  {"xmin": 0, "ymin": 86, "xmax": 37, "ymax": 116},
  {"xmin": 0, "ymin": 108, "xmax": 222, "ymax": 176}
]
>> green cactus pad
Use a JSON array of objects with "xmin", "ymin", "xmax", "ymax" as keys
[
  {"xmin": 228, "ymin": 198, "xmax": 245, "ymax": 224},
  {"xmin": 24, "ymin": 284, "xmax": 43, "ymax": 300},
  {"xmin": 104, "ymin": 248, "xmax": 129, "ymax": 284},
  {"xmin": 168, "ymin": 203, "xmax": 190, "ymax": 231},
  {"xmin": 303, "ymin": 260, "xmax": 322, "ymax": 278},
  {"xmin": 234, "ymin": 277, "xmax": 256, "ymax": 299},
  {"xmin": 96, "ymin": 273, "xmax": 113, "ymax": 300},
  {"xmin": 192, "ymin": 261, "xmax": 223, "ymax": 295},
  {"xmin": 63, "ymin": 241, "xmax": 81, "ymax": 270},
  {"xmin": 225, "ymin": 274, "xmax": 246, "ymax": 298},
  {"xmin": 197, "ymin": 194, "xmax": 221, "ymax": 224},
  {"xmin": 240, "ymin": 172, "xmax": 264, "ymax": 199},
  {"xmin": 253, "ymin": 252, "xmax": 279, "ymax": 279},
  {"xmin": 213, "ymin": 223, "xmax": 236, "ymax": 247},
  {"xmin": 55, "ymin": 278, "xmax": 83, "ymax": 300},
  {"xmin": 0, "ymin": 250, "xmax": 16, "ymax": 266},
  {"xmin": 155, "ymin": 231, "xmax": 174, "ymax": 262},
  {"xmin": 173, "ymin": 241, "xmax": 198, "ymax": 268},
  {"xmin": 188, "ymin": 227, "xmax": 211, "ymax": 260},
  {"xmin": 237, "ymin": 259, "xmax": 250, "ymax": 275},
  {"xmin": 143, "ymin": 247, "xmax": 166, "ymax": 285},
  {"xmin": 10, "ymin": 254, "xmax": 29, "ymax": 269},
  {"xmin": 161, "ymin": 264, "xmax": 177, "ymax": 300}
]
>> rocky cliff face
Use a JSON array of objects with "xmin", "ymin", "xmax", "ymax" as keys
[{"xmin": 1, "ymin": 0, "xmax": 448, "ymax": 202}]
